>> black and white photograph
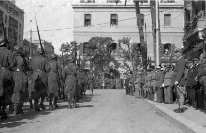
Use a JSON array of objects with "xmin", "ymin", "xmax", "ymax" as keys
[{"xmin": 0, "ymin": 0, "xmax": 206, "ymax": 132}]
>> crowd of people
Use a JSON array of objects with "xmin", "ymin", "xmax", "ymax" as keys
[
  {"xmin": 125, "ymin": 49, "xmax": 206, "ymax": 113},
  {"xmin": 0, "ymin": 40, "xmax": 95, "ymax": 120}
]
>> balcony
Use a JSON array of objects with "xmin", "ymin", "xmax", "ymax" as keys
[{"xmin": 184, "ymin": 11, "xmax": 206, "ymax": 40}]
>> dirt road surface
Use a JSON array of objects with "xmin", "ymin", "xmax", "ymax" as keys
[{"xmin": 0, "ymin": 89, "xmax": 185, "ymax": 133}]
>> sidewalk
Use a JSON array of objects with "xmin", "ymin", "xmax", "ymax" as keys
[{"xmin": 145, "ymin": 99, "xmax": 206, "ymax": 133}]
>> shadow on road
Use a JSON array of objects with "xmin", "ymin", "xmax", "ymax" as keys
[
  {"xmin": 0, "ymin": 108, "xmax": 51, "ymax": 128},
  {"xmin": 0, "ymin": 93, "xmax": 96, "ymax": 128},
  {"xmin": 78, "ymin": 105, "xmax": 94, "ymax": 108}
]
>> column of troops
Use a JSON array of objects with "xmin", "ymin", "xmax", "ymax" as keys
[
  {"xmin": 125, "ymin": 49, "xmax": 206, "ymax": 113},
  {"xmin": 0, "ymin": 40, "xmax": 96, "ymax": 120}
]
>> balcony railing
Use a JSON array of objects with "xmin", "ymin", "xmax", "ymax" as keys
[{"xmin": 184, "ymin": 10, "xmax": 206, "ymax": 36}]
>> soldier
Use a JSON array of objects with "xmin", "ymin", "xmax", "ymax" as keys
[
  {"xmin": 30, "ymin": 48, "xmax": 48, "ymax": 111},
  {"xmin": 147, "ymin": 68, "xmax": 154, "ymax": 100},
  {"xmin": 134, "ymin": 71, "xmax": 141, "ymax": 98},
  {"xmin": 62, "ymin": 59, "xmax": 77, "ymax": 109},
  {"xmin": 88, "ymin": 72, "xmax": 95, "ymax": 95},
  {"xmin": 153, "ymin": 66, "xmax": 164, "ymax": 103},
  {"xmin": 125, "ymin": 75, "xmax": 130, "ymax": 95},
  {"xmin": 11, "ymin": 46, "xmax": 28, "ymax": 116},
  {"xmin": 0, "ymin": 39, "xmax": 16, "ymax": 120},
  {"xmin": 185, "ymin": 60, "xmax": 196, "ymax": 107},
  {"xmin": 48, "ymin": 54, "xmax": 60, "ymax": 109},
  {"xmin": 163, "ymin": 65, "xmax": 174, "ymax": 104},
  {"xmin": 151, "ymin": 68, "xmax": 157, "ymax": 101},
  {"xmin": 171, "ymin": 49, "xmax": 186, "ymax": 113},
  {"xmin": 196, "ymin": 53, "xmax": 206, "ymax": 110}
]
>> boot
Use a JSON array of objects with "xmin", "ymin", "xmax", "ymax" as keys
[{"xmin": 11, "ymin": 104, "xmax": 18, "ymax": 116}]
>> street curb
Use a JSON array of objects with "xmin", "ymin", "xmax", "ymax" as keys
[{"xmin": 145, "ymin": 100, "xmax": 206, "ymax": 133}]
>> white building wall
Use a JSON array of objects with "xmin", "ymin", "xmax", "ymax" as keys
[{"xmin": 72, "ymin": 0, "xmax": 184, "ymax": 60}]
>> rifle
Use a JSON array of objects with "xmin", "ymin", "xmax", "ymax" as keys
[
  {"xmin": 1, "ymin": 22, "xmax": 9, "ymax": 49},
  {"xmin": 33, "ymin": 11, "xmax": 45, "ymax": 56}
]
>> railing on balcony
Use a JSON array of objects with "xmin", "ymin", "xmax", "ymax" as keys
[{"xmin": 184, "ymin": 10, "xmax": 206, "ymax": 35}]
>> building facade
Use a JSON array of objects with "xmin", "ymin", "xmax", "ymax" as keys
[
  {"xmin": 0, "ymin": 0, "xmax": 24, "ymax": 48},
  {"xmin": 183, "ymin": 0, "xmax": 206, "ymax": 58},
  {"xmin": 72, "ymin": 0, "xmax": 185, "ymax": 60}
]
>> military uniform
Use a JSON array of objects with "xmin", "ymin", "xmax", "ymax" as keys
[
  {"xmin": 196, "ymin": 61, "xmax": 206, "ymax": 110},
  {"xmin": 0, "ymin": 46, "xmax": 16, "ymax": 119},
  {"xmin": 31, "ymin": 53, "xmax": 48, "ymax": 111},
  {"xmin": 48, "ymin": 56, "xmax": 60, "ymax": 108},
  {"xmin": 62, "ymin": 62, "xmax": 77, "ymax": 108},
  {"xmin": 163, "ymin": 69, "xmax": 174, "ymax": 104},
  {"xmin": 147, "ymin": 71, "xmax": 153, "ymax": 100},
  {"xmin": 88, "ymin": 73, "xmax": 95, "ymax": 95},
  {"xmin": 171, "ymin": 55, "xmax": 186, "ymax": 113},
  {"xmin": 134, "ymin": 74, "xmax": 141, "ymax": 98},
  {"xmin": 185, "ymin": 64, "xmax": 197, "ymax": 107},
  {"xmin": 153, "ymin": 69, "xmax": 164, "ymax": 103},
  {"xmin": 12, "ymin": 50, "xmax": 28, "ymax": 115}
]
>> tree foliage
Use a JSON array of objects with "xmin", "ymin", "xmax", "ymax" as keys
[{"xmin": 83, "ymin": 37, "xmax": 120, "ymax": 78}]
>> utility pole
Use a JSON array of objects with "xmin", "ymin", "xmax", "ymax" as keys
[
  {"xmin": 30, "ymin": 29, "xmax": 33, "ymax": 58},
  {"xmin": 155, "ymin": 0, "xmax": 160, "ymax": 67},
  {"xmin": 150, "ymin": 0, "xmax": 156, "ymax": 63},
  {"xmin": 145, "ymin": 22, "xmax": 147, "ymax": 60}
]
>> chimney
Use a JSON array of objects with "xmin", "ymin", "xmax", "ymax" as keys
[{"xmin": 10, "ymin": 0, "xmax": 16, "ymax": 5}]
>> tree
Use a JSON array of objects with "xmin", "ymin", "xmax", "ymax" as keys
[
  {"xmin": 118, "ymin": 37, "xmax": 142, "ymax": 78},
  {"xmin": 59, "ymin": 41, "xmax": 79, "ymax": 65},
  {"xmin": 82, "ymin": 37, "xmax": 120, "ymax": 80}
]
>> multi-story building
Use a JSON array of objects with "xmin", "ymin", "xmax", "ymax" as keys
[
  {"xmin": 183, "ymin": 0, "xmax": 206, "ymax": 58},
  {"xmin": 72, "ymin": 0, "xmax": 185, "ymax": 60},
  {"xmin": 0, "ymin": 0, "xmax": 24, "ymax": 48}
]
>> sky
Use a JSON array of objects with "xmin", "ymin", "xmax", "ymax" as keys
[{"xmin": 15, "ymin": 0, "xmax": 74, "ymax": 54}]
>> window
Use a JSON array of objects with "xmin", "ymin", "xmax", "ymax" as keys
[
  {"xmin": 110, "ymin": 14, "xmax": 118, "ymax": 26},
  {"xmin": 80, "ymin": 0, "xmax": 95, "ymax": 3},
  {"xmin": 138, "ymin": 0, "xmax": 148, "ymax": 4},
  {"xmin": 160, "ymin": 0, "xmax": 175, "ymax": 3},
  {"xmin": 84, "ymin": 14, "xmax": 91, "ymax": 26},
  {"xmin": 164, "ymin": 14, "xmax": 171, "ymax": 26},
  {"xmin": 107, "ymin": 0, "xmax": 121, "ymax": 3}
]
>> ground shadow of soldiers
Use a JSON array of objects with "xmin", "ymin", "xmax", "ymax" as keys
[{"xmin": 0, "ymin": 109, "xmax": 51, "ymax": 128}]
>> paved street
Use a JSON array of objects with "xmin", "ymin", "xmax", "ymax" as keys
[{"xmin": 1, "ymin": 90, "xmax": 185, "ymax": 133}]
